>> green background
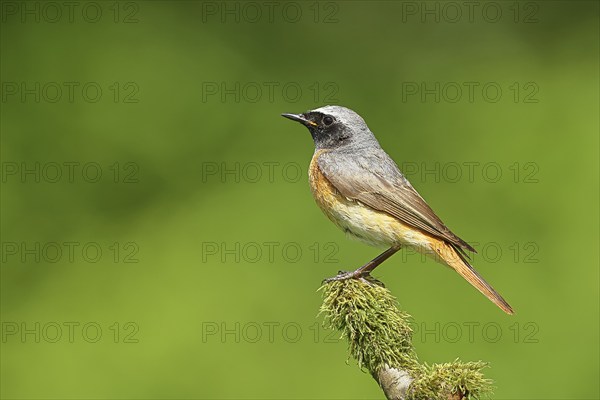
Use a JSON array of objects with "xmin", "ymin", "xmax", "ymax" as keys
[{"xmin": 1, "ymin": 1, "xmax": 598, "ymax": 399}]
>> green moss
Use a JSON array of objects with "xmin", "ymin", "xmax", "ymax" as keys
[
  {"xmin": 320, "ymin": 277, "xmax": 493, "ymax": 399},
  {"xmin": 408, "ymin": 361, "xmax": 492, "ymax": 400}
]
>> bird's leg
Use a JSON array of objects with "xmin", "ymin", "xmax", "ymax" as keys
[{"xmin": 325, "ymin": 245, "xmax": 401, "ymax": 283}]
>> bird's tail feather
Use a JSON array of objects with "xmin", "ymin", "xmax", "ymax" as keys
[{"xmin": 432, "ymin": 241, "xmax": 514, "ymax": 315}]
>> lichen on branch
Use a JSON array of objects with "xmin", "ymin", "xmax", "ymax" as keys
[{"xmin": 319, "ymin": 277, "xmax": 493, "ymax": 400}]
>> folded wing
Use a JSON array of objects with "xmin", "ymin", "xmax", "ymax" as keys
[{"xmin": 317, "ymin": 148, "xmax": 476, "ymax": 254}]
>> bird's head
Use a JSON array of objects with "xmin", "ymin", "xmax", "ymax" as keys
[{"xmin": 282, "ymin": 105, "xmax": 377, "ymax": 150}]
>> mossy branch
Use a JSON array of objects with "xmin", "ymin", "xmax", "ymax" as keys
[{"xmin": 319, "ymin": 276, "xmax": 492, "ymax": 400}]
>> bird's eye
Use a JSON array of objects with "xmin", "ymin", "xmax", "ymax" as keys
[{"xmin": 323, "ymin": 116, "xmax": 334, "ymax": 126}]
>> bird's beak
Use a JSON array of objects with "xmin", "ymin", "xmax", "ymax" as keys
[{"xmin": 281, "ymin": 113, "xmax": 318, "ymax": 127}]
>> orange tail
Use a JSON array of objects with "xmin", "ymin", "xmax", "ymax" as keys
[{"xmin": 432, "ymin": 241, "xmax": 514, "ymax": 315}]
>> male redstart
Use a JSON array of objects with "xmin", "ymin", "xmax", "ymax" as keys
[{"xmin": 282, "ymin": 105, "xmax": 514, "ymax": 314}]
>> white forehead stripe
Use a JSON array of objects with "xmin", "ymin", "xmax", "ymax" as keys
[{"xmin": 311, "ymin": 105, "xmax": 366, "ymax": 127}]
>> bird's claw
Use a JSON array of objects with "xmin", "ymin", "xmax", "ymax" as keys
[
  {"xmin": 323, "ymin": 270, "xmax": 381, "ymax": 287},
  {"xmin": 323, "ymin": 270, "xmax": 357, "ymax": 283}
]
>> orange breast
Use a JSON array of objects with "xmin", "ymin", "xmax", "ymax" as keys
[
  {"xmin": 308, "ymin": 150, "xmax": 437, "ymax": 250},
  {"xmin": 308, "ymin": 150, "xmax": 341, "ymax": 220}
]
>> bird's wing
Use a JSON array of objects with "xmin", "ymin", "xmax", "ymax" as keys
[{"xmin": 317, "ymin": 148, "xmax": 476, "ymax": 253}]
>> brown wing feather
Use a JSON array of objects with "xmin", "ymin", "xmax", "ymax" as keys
[{"xmin": 317, "ymin": 150, "xmax": 476, "ymax": 253}]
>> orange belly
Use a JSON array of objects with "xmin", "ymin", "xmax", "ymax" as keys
[{"xmin": 308, "ymin": 150, "xmax": 436, "ymax": 253}]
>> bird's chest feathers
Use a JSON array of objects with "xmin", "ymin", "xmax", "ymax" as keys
[
  {"xmin": 308, "ymin": 152, "xmax": 343, "ymax": 221},
  {"xmin": 308, "ymin": 152, "xmax": 404, "ymax": 247}
]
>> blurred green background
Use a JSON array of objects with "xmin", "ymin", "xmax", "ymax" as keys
[{"xmin": 1, "ymin": 1, "xmax": 598, "ymax": 399}]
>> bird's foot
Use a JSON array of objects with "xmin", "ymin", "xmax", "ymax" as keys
[
  {"xmin": 323, "ymin": 270, "xmax": 383, "ymax": 287},
  {"xmin": 324, "ymin": 270, "xmax": 358, "ymax": 283}
]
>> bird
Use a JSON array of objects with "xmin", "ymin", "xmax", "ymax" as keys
[{"xmin": 281, "ymin": 105, "xmax": 514, "ymax": 314}]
